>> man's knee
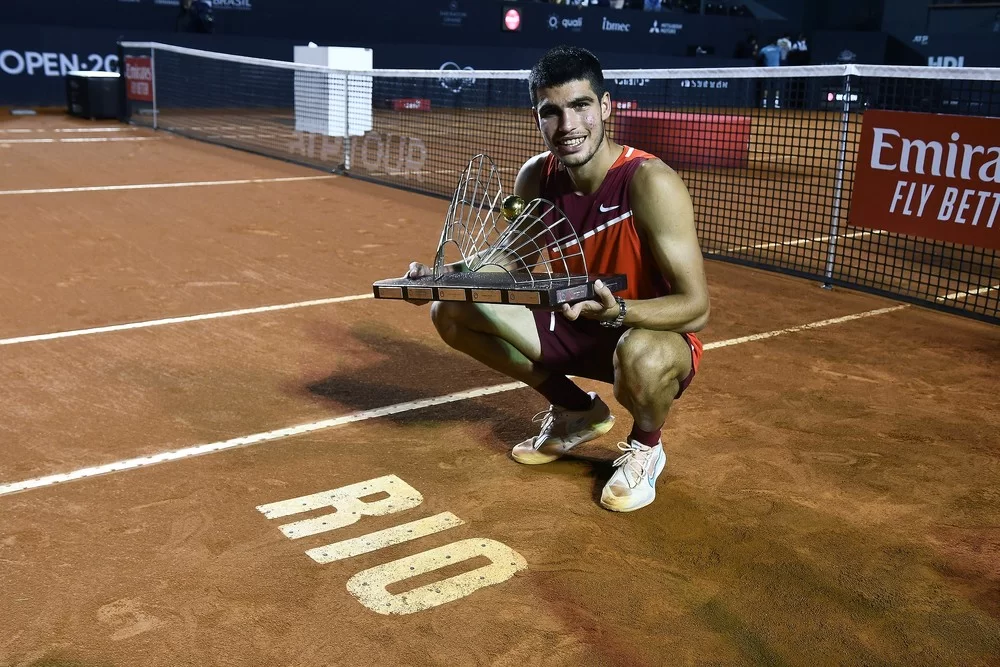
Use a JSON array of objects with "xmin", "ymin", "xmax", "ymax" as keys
[
  {"xmin": 614, "ymin": 329, "xmax": 689, "ymax": 395},
  {"xmin": 430, "ymin": 301, "xmax": 468, "ymax": 343},
  {"xmin": 431, "ymin": 301, "xmax": 542, "ymax": 361}
]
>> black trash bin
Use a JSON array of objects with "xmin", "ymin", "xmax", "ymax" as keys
[{"xmin": 66, "ymin": 70, "xmax": 120, "ymax": 120}]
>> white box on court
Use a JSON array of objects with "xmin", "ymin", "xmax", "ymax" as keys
[{"xmin": 293, "ymin": 45, "xmax": 373, "ymax": 137}]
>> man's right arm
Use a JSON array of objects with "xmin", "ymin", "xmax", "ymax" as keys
[
  {"xmin": 500, "ymin": 152, "xmax": 548, "ymax": 273},
  {"xmin": 514, "ymin": 152, "xmax": 546, "ymax": 203}
]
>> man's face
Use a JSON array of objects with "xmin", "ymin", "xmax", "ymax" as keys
[{"xmin": 533, "ymin": 79, "xmax": 611, "ymax": 169}]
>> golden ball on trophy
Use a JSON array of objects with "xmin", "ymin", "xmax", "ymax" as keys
[{"xmin": 500, "ymin": 195, "xmax": 526, "ymax": 221}]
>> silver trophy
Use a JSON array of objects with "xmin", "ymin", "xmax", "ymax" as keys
[{"xmin": 373, "ymin": 154, "xmax": 626, "ymax": 307}]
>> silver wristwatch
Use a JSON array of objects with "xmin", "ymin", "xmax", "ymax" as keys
[{"xmin": 600, "ymin": 296, "xmax": 626, "ymax": 328}]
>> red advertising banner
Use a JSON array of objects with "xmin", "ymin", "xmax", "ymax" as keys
[
  {"xmin": 390, "ymin": 98, "xmax": 431, "ymax": 111},
  {"xmin": 124, "ymin": 55, "xmax": 153, "ymax": 102},
  {"xmin": 849, "ymin": 110, "xmax": 1000, "ymax": 250}
]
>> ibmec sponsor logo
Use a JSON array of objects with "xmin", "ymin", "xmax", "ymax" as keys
[
  {"xmin": 850, "ymin": 110, "xmax": 1000, "ymax": 250},
  {"xmin": 548, "ymin": 15, "xmax": 583, "ymax": 31},
  {"xmin": 602, "ymin": 17, "xmax": 630, "ymax": 32}
]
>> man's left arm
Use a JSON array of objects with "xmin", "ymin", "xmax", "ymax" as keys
[{"xmin": 561, "ymin": 160, "xmax": 710, "ymax": 333}]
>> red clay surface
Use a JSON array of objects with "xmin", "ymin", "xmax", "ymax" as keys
[{"xmin": 0, "ymin": 113, "xmax": 998, "ymax": 667}]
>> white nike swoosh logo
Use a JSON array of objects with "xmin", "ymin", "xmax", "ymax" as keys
[{"xmin": 599, "ymin": 204, "xmax": 619, "ymax": 213}]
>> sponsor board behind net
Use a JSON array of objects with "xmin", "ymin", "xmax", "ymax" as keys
[
  {"xmin": 214, "ymin": 0, "xmax": 253, "ymax": 9},
  {"xmin": 849, "ymin": 110, "xmax": 1000, "ymax": 250},
  {"xmin": 125, "ymin": 55, "xmax": 153, "ymax": 102}
]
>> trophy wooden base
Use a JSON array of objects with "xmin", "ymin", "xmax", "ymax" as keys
[{"xmin": 372, "ymin": 272, "xmax": 628, "ymax": 307}]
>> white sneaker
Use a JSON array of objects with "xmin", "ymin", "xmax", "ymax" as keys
[
  {"xmin": 599, "ymin": 441, "xmax": 666, "ymax": 512},
  {"xmin": 511, "ymin": 392, "xmax": 615, "ymax": 465}
]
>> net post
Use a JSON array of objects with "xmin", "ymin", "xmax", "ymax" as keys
[
  {"xmin": 823, "ymin": 73, "xmax": 852, "ymax": 289},
  {"xmin": 116, "ymin": 40, "xmax": 128, "ymax": 125},
  {"xmin": 342, "ymin": 71, "xmax": 351, "ymax": 172},
  {"xmin": 151, "ymin": 46, "xmax": 158, "ymax": 130}
]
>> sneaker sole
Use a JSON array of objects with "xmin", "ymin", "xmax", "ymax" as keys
[
  {"xmin": 600, "ymin": 449, "xmax": 667, "ymax": 513},
  {"xmin": 510, "ymin": 416, "xmax": 615, "ymax": 465}
]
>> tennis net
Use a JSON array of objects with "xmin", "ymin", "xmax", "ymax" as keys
[{"xmin": 118, "ymin": 41, "xmax": 1000, "ymax": 324}]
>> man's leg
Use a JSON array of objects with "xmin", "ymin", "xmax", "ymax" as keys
[
  {"xmin": 431, "ymin": 302, "xmax": 614, "ymax": 462},
  {"xmin": 601, "ymin": 329, "xmax": 693, "ymax": 512},
  {"xmin": 613, "ymin": 329, "xmax": 692, "ymax": 440},
  {"xmin": 430, "ymin": 301, "xmax": 544, "ymax": 384}
]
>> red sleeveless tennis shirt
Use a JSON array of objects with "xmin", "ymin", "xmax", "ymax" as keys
[{"xmin": 539, "ymin": 145, "xmax": 703, "ymax": 372}]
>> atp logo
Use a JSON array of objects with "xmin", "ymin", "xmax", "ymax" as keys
[{"xmin": 438, "ymin": 61, "xmax": 476, "ymax": 94}]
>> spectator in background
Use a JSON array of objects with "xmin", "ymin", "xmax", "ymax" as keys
[
  {"xmin": 177, "ymin": 0, "xmax": 213, "ymax": 33},
  {"xmin": 788, "ymin": 33, "xmax": 809, "ymax": 65},
  {"xmin": 757, "ymin": 36, "xmax": 782, "ymax": 67},
  {"xmin": 734, "ymin": 33, "xmax": 758, "ymax": 60},
  {"xmin": 176, "ymin": 0, "xmax": 194, "ymax": 32},
  {"xmin": 992, "ymin": 11, "xmax": 999, "ymax": 32},
  {"xmin": 777, "ymin": 35, "xmax": 792, "ymax": 62},
  {"xmin": 786, "ymin": 33, "xmax": 809, "ymax": 109},
  {"xmin": 757, "ymin": 36, "xmax": 783, "ymax": 109}
]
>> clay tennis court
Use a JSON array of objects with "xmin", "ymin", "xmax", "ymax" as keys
[{"xmin": 1, "ymin": 112, "xmax": 998, "ymax": 666}]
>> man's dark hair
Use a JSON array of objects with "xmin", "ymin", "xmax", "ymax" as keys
[{"xmin": 528, "ymin": 46, "xmax": 606, "ymax": 107}]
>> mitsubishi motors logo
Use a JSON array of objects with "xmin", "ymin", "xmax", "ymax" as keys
[{"xmin": 649, "ymin": 20, "xmax": 682, "ymax": 35}]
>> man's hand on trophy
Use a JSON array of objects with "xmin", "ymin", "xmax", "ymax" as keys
[{"xmin": 404, "ymin": 262, "xmax": 433, "ymax": 305}]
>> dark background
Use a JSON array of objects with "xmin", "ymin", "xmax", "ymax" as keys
[{"xmin": 2, "ymin": 0, "xmax": 998, "ymax": 106}]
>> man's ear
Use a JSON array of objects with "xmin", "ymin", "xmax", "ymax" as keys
[{"xmin": 601, "ymin": 91, "xmax": 612, "ymax": 122}]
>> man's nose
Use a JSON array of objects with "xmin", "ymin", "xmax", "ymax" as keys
[{"xmin": 558, "ymin": 109, "xmax": 578, "ymax": 132}]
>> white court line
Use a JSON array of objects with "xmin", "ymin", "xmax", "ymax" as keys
[
  {"xmin": 936, "ymin": 284, "xmax": 1000, "ymax": 302},
  {"xmin": 369, "ymin": 169, "xmax": 495, "ymax": 178},
  {"xmin": 0, "ymin": 137, "xmax": 160, "ymax": 144},
  {"xmin": 720, "ymin": 230, "xmax": 882, "ymax": 253},
  {"xmin": 705, "ymin": 305, "xmax": 907, "ymax": 348},
  {"xmin": 54, "ymin": 127, "xmax": 138, "ymax": 133},
  {"xmin": 0, "ymin": 174, "xmax": 335, "ymax": 196},
  {"xmin": 59, "ymin": 137, "xmax": 159, "ymax": 144},
  {"xmin": 0, "ymin": 294, "xmax": 374, "ymax": 347},
  {"xmin": 0, "ymin": 127, "xmax": 135, "ymax": 134},
  {"xmin": 0, "ymin": 304, "xmax": 909, "ymax": 498}
]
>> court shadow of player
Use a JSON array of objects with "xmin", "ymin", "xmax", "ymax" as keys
[
  {"xmin": 302, "ymin": 323, "xmax": 538, "ymax": 452},
  {"xmin": 303, "ymin": 322, "xmax": 638, "ymax": 484}
]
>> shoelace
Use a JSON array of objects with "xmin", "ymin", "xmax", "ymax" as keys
[
  {"xmin": 530, "ymin": 406, "xmax": 566, "ymax": 449},
  {"xmin": 612, "ymin": 441, "xmax": 653, "ymax": 487}
]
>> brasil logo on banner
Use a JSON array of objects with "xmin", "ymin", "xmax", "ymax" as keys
[{"xmin": 850, "ymin": 110, "xmax": 1000, "ymax": 250}]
